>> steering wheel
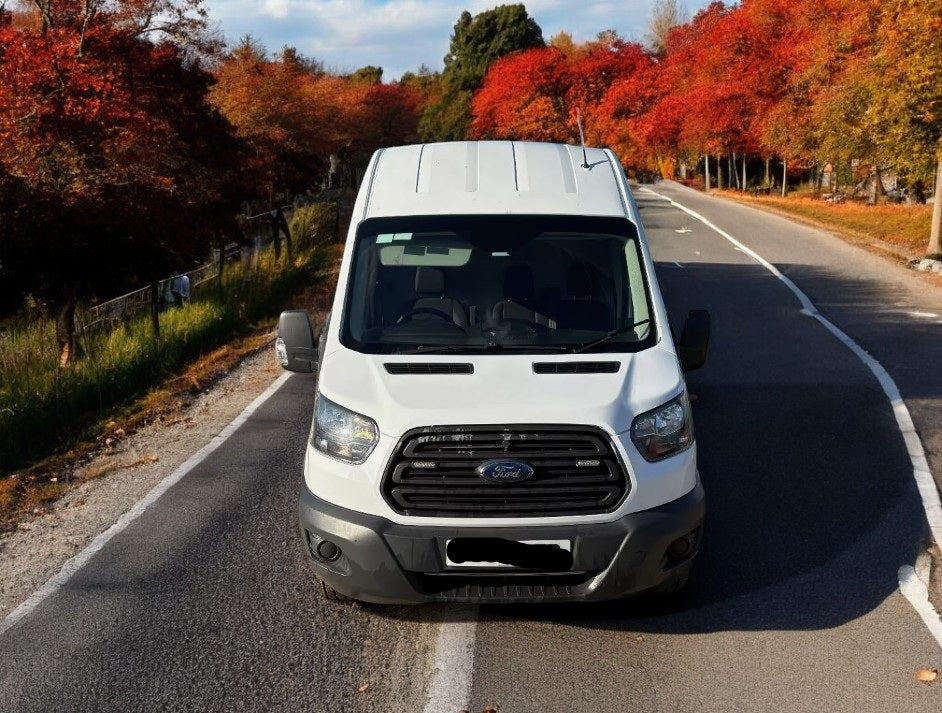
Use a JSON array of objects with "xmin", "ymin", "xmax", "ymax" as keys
[{"xmin": 396, "ymin": 307, "xmax": 454, "ymax": 325}]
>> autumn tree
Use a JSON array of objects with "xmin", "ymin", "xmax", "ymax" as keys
[
  {"xmin": 471, "ymin": 47, "xmax": 568, "ymax": 141},
  {"xmin": 0, "ymin": 0, "xmax": 243, "ymax": 364},
  {"xmin": 869, "ymin": 0, "xmax": 942, "ymax": 252},
  {"xmin": 210, "ymin": 39, "xmax": 341, "ymax": 199},
  {"xmin": 471, "ymin": 33, "xmax": 655, "ymax": 172}
]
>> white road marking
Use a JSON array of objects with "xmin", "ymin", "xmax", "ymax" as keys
[
  {"xmin": 675, "ymin": 228, "xmax": 692, "ymax": 234},
  {"xmin": 423, "ymin": 610, "xmax": 477, "ymax": 713},
  {"xmin": 0, "ymin": 371, "xmax": 293, "ymax": 638},
  {"xmin": 908, "ymin": 311, "xmax": 939, "ymax": 319},
  {"xmin": 649, "ymin": 189, "xmax": 942, "ymax": 647},
  {"xmin": 900, "ymin": 566, "xmax": 942, "ymax": 649}
]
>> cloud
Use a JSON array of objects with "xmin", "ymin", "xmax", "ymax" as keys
[{"xmin": 203, "ymin": 0, "xmax": 710, "ymax": 79}]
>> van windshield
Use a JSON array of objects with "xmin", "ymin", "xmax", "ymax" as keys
[{"xmin": 340, "ymin": 215, "xmax": 656, "ymax": 354}]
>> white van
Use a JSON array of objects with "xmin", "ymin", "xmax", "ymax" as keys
[{"xmin": 276, "ymin": 141, "xmax": 709, "ymax": 603}]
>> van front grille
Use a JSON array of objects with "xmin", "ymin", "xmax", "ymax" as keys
[{"xmin": 381, "ymin": 425, "xmax": 630, "ymax": 517}]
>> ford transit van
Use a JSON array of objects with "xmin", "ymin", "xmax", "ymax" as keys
[{"xmin": 276, "ymin": 141, "xmax": 709, "ymax": 603}]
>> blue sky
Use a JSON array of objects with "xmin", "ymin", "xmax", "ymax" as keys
[{"xmin": 202, "ymin": 0, "xmax": 712, "ymax": 80}]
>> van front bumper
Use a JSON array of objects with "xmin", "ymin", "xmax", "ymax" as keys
[{"xmin": 297, "ymin": 482, "xmax": 705, "ymax": 604}]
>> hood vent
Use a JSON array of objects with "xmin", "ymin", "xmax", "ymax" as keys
[
  {"xmin": 385, "ymin": 363, "xmax": 474, "ymax": 375},
  {"xmin": 533, "ymin": 362, "xmax": 620, "ymax": 374}
]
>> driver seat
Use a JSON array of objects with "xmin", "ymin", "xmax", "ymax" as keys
[{"xmin": 411, "ymin": 266, "xmax": 469, "ymax": 327}]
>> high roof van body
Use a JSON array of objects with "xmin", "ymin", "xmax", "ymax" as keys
[{"xmin": 277, "ymin": 141, "xmax": 708, "ymax": 603}]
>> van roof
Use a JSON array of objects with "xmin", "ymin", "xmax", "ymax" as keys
[{"xmin": 361, "ymin": 141, "xmax": 631, "ymax": 220}]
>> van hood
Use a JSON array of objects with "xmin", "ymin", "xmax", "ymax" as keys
[{"xmin": 316, "ymin": 346, "xmax": 684, "ymax": 437}]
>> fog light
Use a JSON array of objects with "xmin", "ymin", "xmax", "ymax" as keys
[
  {"xmin": 667, "ymin": 532, "xmax": 696, "ymax": 559},
  {"xmin": 316, "ymin": 539, "xmax": 341, "ymax": 562}
]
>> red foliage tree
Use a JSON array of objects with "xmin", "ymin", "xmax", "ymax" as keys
[{"xmin": 0, "ymin": 0, "xmax": 243, "ymax": 364}]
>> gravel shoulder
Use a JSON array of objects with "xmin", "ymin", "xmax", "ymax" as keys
[{"xmin": 0, "ymin": 340, "xmax": 284, "ymax": 620}]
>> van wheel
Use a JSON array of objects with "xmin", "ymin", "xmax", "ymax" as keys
[{"xmin": 320, "ymin": 579, "xmax": 352, "ymax": 603}]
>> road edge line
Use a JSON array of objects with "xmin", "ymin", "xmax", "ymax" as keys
[
  {"xmin": 900, "ymin": 566, "xmax": 942, "ymax": 649},
  {"xmin": 0, "ymin": 371, "xmax": 293, "ymax": 639},
  {"xmin": 647, "ymin": 188, "xmax": 942, "ymax": 644}
]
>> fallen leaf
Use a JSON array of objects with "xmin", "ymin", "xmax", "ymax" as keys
[
  {"xmin": 143, "ymin": 455, "xmax": 159, "ymax": 463},
  {"xmin": 482, "ymin": 706, "xmax": 499, "ymax": 713},
  {"xmin": 635, "ymin": 635, "xmax": 645, "ymax": 643},
  {"xmin": 916, "ymin": 668, "xmax": 938, "ymax": 684},
  {"xmin": 357, "ymin": 683, "xmax": 371, "ymax": 694}
]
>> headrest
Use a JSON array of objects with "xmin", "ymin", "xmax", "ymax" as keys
[
  {"xmin": 565, "ymin": 262, "xmax": 598, "ymax": 299},
  {"xmin": 503, "ymin": 264, "xmax": 534, "ymax": 303},
  {"xmin": 415, "ymin": 266, "xmax": 445, "ymax": 294}
]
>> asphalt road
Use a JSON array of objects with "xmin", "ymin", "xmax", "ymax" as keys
[{"xmin": 2, "ymin": 182, "xmax": 941, "ymax": 712}]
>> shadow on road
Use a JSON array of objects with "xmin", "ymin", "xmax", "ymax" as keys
[{"xmin": 380, "ymin": 259, "xmax": 933, "ymax": 635}]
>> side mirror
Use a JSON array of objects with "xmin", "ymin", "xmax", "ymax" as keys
[
  {"xmin": 679, "ymin": 309, "xmax": 710, "ymax": 372},
  {"xmin": 276, "ymin": 310, "xmax": 317, "ymax": 373}
]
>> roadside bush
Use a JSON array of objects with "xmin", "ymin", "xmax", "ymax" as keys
[
  {"xmin": 0, "ymin": 243, "xmax": 323, "ymax": 473},
  {"xmin": 289, "ymin": 202, "xmax": 339, "ymax": 250}
]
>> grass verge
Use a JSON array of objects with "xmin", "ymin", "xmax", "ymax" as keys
[
  {"xmin": 714, "ymin": 190, "xmax": 934, "ymax": 258},
  {"xmin": 0, "ymin": 242, "xmax": 329, "ymax": 479}
]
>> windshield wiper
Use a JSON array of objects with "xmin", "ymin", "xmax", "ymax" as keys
[
  {"xmin": 400, "ymin": 344, "xmax": 494, "ymax": 354},
  {"xmin": 572, "ymin": 319, "xmax": 652, "ymax": 354}
]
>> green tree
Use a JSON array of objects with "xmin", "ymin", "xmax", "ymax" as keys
[
  {"xmin": 420, "ymin": 4, "xmax": 544, "ymax": 141},
  {"xmin": 348, "ymin": 65, "xmax": 383, "ymax": 85}
]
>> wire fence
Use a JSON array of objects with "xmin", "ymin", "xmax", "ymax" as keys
[{"xmin": 77, "ymin": 204, "xmax": 295, "ymax": 335}]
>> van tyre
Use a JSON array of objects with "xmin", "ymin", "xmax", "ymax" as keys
[{"xmin": 319, "ymin": 579, "xmax": 352, "ymax": 603}]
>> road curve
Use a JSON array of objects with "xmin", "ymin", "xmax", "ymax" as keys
[{"xmin": 2, "ymin": 182, "xmax": 941, "ymax": 713}]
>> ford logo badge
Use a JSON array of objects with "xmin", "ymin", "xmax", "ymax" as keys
[{"xmin": 476, "ymin": 459, "xmax": 535, "ymax": 484}]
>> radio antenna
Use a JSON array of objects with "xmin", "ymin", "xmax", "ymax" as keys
[{"xmin": 576, "ymin": 108, "xmax": 589, "ymax": 168}]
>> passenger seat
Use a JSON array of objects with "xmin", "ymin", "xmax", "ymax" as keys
[
  {"xmin": 558, "ymin": 262, "xmax": 611, "ymax": 331},
  {"xmin": 491, "ymin": 265, "xmax": 554, "ymax": 327}
]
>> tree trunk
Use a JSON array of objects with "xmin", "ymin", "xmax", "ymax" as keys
[
  {"xmin": 929, "ymin": 154, "xmax": 942, "ymax": 255},
  {"xmin": 717, "ymin": 155, "xmax": 724, "ymax": 190},
  {"xmin": 270, "ymin": 211, "xmax": 281, "ymax": 262},
  {"xmin": 56, "ymin": 295, "xmax": 77, "ymax": 367},
  {"xmin": 277, "ymin": 207, "xmax": 293, "ymax": 264},
  {"xmin": 781, "ymin": 156, "xmax": 788, "ymax": 198},
  {"xmin": 873, "ymin": 165, "xmax": 887, "ymax": 205},
  {"xmin": 742, "ymin": 154, "xmax": 747, "ymax": 190},
  {"xmin": 730, "ymin": 153, "xmax": 738, "ymax": 190},
  {"xmin": 217, "ymin": 242, "xmax": 226, "ymax": 290},
  {"xmin": 679, "ymin": 161, "xmax": 687, "ymax": 179},
  {"xmin": 765, "ymin": 157, "xmax": 771, "ymax": 187},
  {"xmin": 704, "ymin": 154, "xmax": 711, "ymax": 191},
  {"xmin": 149, "ymin": 282, "xmax": 160, "ymax": 339}
]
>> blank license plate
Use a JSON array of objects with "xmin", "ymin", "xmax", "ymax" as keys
[{"xmin": 445, "ymin": 538, "xmax": 572, "ymax": 569}]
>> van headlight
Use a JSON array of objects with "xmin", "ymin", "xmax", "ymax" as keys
[
  {"xmin": 311, "ymin": 394, "xmax": 379, "ymax": 464},
  {"xmin": 630, "ymin": 393, "xmax": 694, "ymax": 462}
]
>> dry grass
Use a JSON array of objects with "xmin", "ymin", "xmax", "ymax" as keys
[{"xmin": 718, "ymin": 191, "xmax": 934, "ymax": 257}]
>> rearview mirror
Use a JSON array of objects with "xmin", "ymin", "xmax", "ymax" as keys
[
  {"xmin": 679, "ymin": 309, "xmax": 710, "ymax": 372},
  {"xmin": 276, "ymin": 310, "xmax": 317, "ymax": 373}
]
